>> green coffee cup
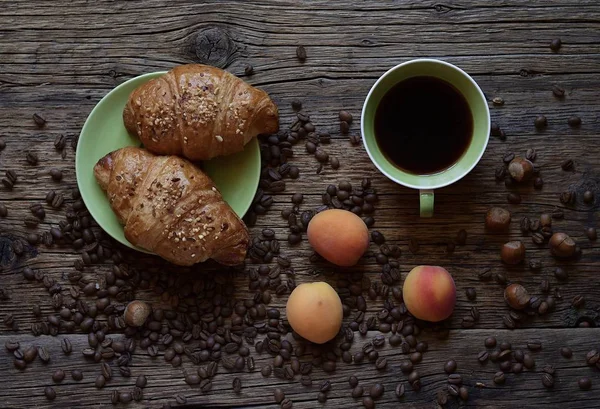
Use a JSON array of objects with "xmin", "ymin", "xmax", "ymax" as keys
[{"xmin": 361, "ymin": 59, "xmax": 490, "ymax": 217}]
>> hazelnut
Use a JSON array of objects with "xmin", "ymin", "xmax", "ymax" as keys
[
  {"xmin": 504, "ymin": 284, "xmax": 531, "ymax": 310},
  {"xmin": 549, "ymin": 232, "xmax": 576, "ymax": 258},
  {"xmin": 485, "ymin": 207, "xmax": 511, "ymax": 232},
  {"xmin": 124, "ymin": 300, "xmax": 151, "ymax": 327},
  {"xmin": 539, "ymin": 213, "xmax": 552, "ymax": 228},
  {"xmin": 508, "ymin": 157, "xmax": 534, "ymax": 182},
  {"xmin": 501, "ymin": 241, "xmax": 526, "ymax": 264}
]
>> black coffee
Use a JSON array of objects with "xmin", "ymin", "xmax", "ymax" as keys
[{"xmin": 374, "ymin": 76, "xmax": 473, "ymax": 175}]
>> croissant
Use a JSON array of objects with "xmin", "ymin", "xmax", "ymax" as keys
[
  {"xmin": 123, "ymin": 64, "xmax": 279, "ymax": 161},
  {"xmin": 93, "ymin": 147, "xmax": 249, "ymax": 266}
]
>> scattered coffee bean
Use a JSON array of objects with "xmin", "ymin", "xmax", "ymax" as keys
[
  {"xmin": 296, "ymin": 45, "xmax": 307, "ymax": 61},
  {"xmin": 370, "ymin": 383, "xmax": 384, "ymax": 399},
  {"xmin": 493, "ymin": 371, "xmax": 505, "ymax": 385},
  {"xmin": 33, "ymin": 113, "xmax": 46, "ymax": 127},
  {"xmin": 49, "ymin": 168, "xmax": 63, "ymax": 181},
  {"xmin": 583, "ymin": 190, "xmax": 594, "ymax": 204},
  {"xmin": 244, "ymin": 64, "xmax": 254, "ymax": 76},
  {"xmin": 568, "ymin": 115, "xmax": 581, "ymax": 127},
  {"xmin": 70, "ymin": 369, "xmax": 83, "ymax": 381},
  {"xmin": 484, "ymin": 337, "xmax": 497, "ymax": 348},
  {"xmin": 44, "ymin": 386, "xmax": 56, "ymax": 401},
  {"xmin": 579, "ymin": 377, "xmax": 592, "ymax": 391},
  {"xmin": 362, "ymin": 396, "xmax": 374, "ymax": 409},
  {"xmin": 560, "ymin": 347, "xmax": 572, "ymax": 359},
  {"xmin": 466, "ymin": 287, "xmax": 477, "ymax": 301},
  {"xmin": 550, "ymin": 38, "xmax": 562, "ymax": 51},
  {"xmin": 52, "ymin": 369, "xmax": 65, "ymax": 383},
  {"xmin": 541, "ymin": 373, "xmax": 554, "ymax": 389},
  {"xmin": 351, "ymin": 385, "xmax": 364, "ymax": 398},
  {"xmin": 444, "ymin": 360, "xmax": 457, "ymax": 374},
  {"xmin": 552, "ymin": 84, "xmax": 565, "ymax": 98},
  {"xmin": 586, "ymin": 227, "xmax": 597, "ymax": 241}
]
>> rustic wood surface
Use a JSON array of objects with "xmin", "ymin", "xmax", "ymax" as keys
[{"xmin": 1, "ymin": 0, "xmax": 599, "ymax": 408}]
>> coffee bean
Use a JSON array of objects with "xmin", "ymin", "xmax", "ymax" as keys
[
  {"xmin": 579, "ymin": 377, "xmax": 592, "ymax": 390},
  {"xmin": 568, "ymin": 115, "xmax": 581, "ymax": 127},
  {"xmin": 478, "ymin": 351, "xmax": 489, "ymax": 363},
  {"xmin": 49, "ymin": 168, "xmax": 63, "ymax": 181},
  {"xmin": 351, "ymin": 385, "xmax": 364, "ymax": 399},
  {"xmin": 339, "ymin": 110, "xmax": 353, "ymax": 123},
  {"xmin": 0, "ymin": 204, "xmax": 7, "ymax": 217},
  {"xmin": 70, "ymin": 369, "xmax": 83, "ymax": 381},
  {"xmin": 54, "ymin": 133, "xmax": 67, "ymax": 150},
  {"xmin": 38, "ymin": 346, "xmax": 51, "ymax": 363},
  {"xmin": 586, "ymin": 349, "xmax": 599, "ymax": 366},
  {"xmin": 52, "ymin": 369, "xmax": 65, "ymax": 383},
  {"xmin": 586, "ymin": 227, "xmax": 597, "ymax": 241},
  {"xmin": 340, "ymin": 121, "xmax": 350, "ymax": 134},
  {"xmin": 448, "ymin": 374, "xmax": 463, "ymax": 386},
  {"xmin": 25, "ymin": 150, "xmax": 39, "ymax": 166},
  {"xmin": 44, "ymin": 386, "xmax": 56, "ymax": 401},
  {"xmin": 561, "ymin": 159, "xmax": 574, "ymax": 171},
  {"xmin": 185, "ymin": 373, "xmax": 200, "ymax": 385},
  {"xmin": 523, "ymin": 354, "xmax": 535, "ymax": 369},
  {"xmin": 369, "ymin": 383, "xmax": 384, "ymax": 399},
  {"xmin": 583, "ymin": 190, "xmax": 594, "ymax": 204},
  {"xmin": 466, "ymin": 287, "xmax": 477, "ymax": 301},
  {"xmin": 559, "ymin": 190, "xmax": 575, "ymax": 205},
  {"xmin": 572, "ymin": 295, "xmax": 585, "ymax": 308},
  {"xmin": 527, "ymin": 341, "xmax": 542, "ymax": 351},
  {"xmin": 305, "ymin": 141, "xmax": 316, "ymax": 153},
  {"xmin": 550, "ymin": 38, "xmax": 562, "ymax": 51},
  {"xmin": 330, "ymin": 156, "xmax": 340, "ymax": 169},
  {"xmin": 296, "ymin": 45, "xmax": 307, "ymax": 61},
  {"xmin": 391, "ymin": 383, "xmax": 404, "ymax": 399},
  {"xmin": 317, "ymin": 392, "xmax": 327, "ymax": 403},
  {"xmin": 362, "ymin": 397, "xmax": 374, "ymax": 409},
  {"xmin": 503, "ymin": 152, "xmax": 515, "ymax": 164},
  {"xmin": 315, "ymin": 149, "xmax": 328, "ymax": 162},
  {"xmin": 375, "ymin": 357, "xmax": 387, "ymax": 369},
  {"xmin": 559, "ymin": 347, "xmax": 572, "ymax": 359},
  {"xmin": 552, "ymin": 84, "xmax": 565, "ymax": 98},
  {"xmin": 534, "ymin": 115, "xmax": 547, "ymax": 130},
  {"xmin": 448, "ymin": 384, "xmax": 459, "ymax": 397},
  {"xmin": 274, "ymin": 388, "xmax": 285, "ymax": 403},
  {"xmin": 95, "ymin": 374, "xmax": 106, "ymax": 388},
  {"xmin": 493, "ymin": 371, "xmax": 505, "ymax": 385},
  {"xmin": 542, "ymin": 373, "xmax": 554, "ymax": 388},
  {"xmin": 244, "ymin": 64, "xmax": 254, "ymax": 76},
  {"xmin": 492, "ymin": 96, "xmax": 504, "ymax": 106},
  {"xmin": 444, "ymin": 359, "xmax": 457, "ymax": 373}
]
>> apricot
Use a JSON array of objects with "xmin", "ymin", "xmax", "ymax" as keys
[
  {"xmin": 402, "ymin": 265, "xmax": 456, "ymax": 322},
  {"xmin": 307, "ymin": 209, "xmax": 369, "ymax": 267},
  {"xmin": 286, "ymin": 282, "xmax": 342, "ymax": 344}
]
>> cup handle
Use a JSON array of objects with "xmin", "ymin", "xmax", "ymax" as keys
[{"xmin": 419, "ymin": 189, "xmax": 434, "ymax": 218}]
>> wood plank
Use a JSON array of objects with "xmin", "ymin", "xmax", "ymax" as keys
[
  {"xmin": 1, "ymin": 329, "xmax": 600, "ymax": 408},
  {"xmin": 1, "ymin": 0, "xmax": 600, "ymax": 407}
]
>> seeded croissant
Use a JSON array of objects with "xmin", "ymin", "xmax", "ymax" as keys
[
  {"xmin": 123, "ymin": 64, "xmax": 279, "ymax": 160},
  {"xmin": 94, "ymin": 147, "xmax": 249, "ymax": 266}
]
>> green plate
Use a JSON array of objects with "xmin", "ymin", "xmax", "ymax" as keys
[{"xmin": 76, "ymin": 72, "xmax": 260, "ymax": 253}]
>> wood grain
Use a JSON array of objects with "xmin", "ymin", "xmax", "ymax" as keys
[{"xmin": 1, "ymin": 0, "xmax": 599, "ymax": 407}]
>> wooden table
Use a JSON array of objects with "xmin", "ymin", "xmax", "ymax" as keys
[{"xmin": 1, "ymin": 1, "xmax": 599, "ymax": 408}]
